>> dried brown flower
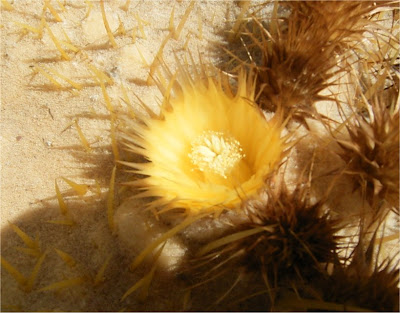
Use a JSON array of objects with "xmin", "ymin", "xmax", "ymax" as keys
[
  {"xmin": 192, "ymin": 177, "xmax": 340, "ymax": 307},
  {"xmin": 312, "ymin": 227, "xmax": 399, "ymax": 312},
  {"xmin": 221, "ymin": 1, "xmax": 396, "ymax": 121},
  {"xmin": 335, "ymin": 76, "xmax": 399, "ymax": 212}
]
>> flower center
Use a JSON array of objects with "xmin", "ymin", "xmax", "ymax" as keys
[{"xmin": 189, "ymin": 131, "xmax": 245, "ymax": 178}]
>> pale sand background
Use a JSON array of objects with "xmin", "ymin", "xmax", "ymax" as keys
[
  {"xmin": 1, "ymin": 1, "xmax": 398, "ymax": 311},
  {"xmin": 1, "ymin": 1, "xmax": 244, "ymax": 311}
]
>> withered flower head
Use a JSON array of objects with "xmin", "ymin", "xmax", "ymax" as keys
[
  {"xmin": 312, "ymin": 227, "xmax": 399, "ymax": 312},
  {"xmin": 195, "ymin": 178, "xmax": 339, "ymax": 292},
  {"xmin": 221, "ymin": 1, "xmax": 395, "ymax": 120},
  {"xmin": 121, "ymin": 69, "xmax": 288, "ymax": 215},
  {"xmin": 335, "ymin": 78, "xmax": 399, "ymax": 211}
]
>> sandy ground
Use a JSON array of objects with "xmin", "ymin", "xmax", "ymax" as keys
[
  {"xmin": 1, "ymin": 0, "xmax": 399, "ymax": 312},
  {"xmin": 0, "ymin": 1, "xmax": 241, "ymax": 311}
]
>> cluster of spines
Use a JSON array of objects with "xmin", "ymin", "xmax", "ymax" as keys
[
  {"xmin": 182, "ymin": 1, "xmax": 399, "ymax": 310},
  {"xmin": 309, "ymin": 223, "xmax": 400, "ymax": 312},
  {"xmin": 333, "ymin": 72, "xmax": 399, "ymax": 214},
  {"xmin": 219, "ymin": 1, "xmax": 398, "ymax": 121},
  {"xmin": 189, "ymin": 176, "xmax": 339, "ymax": 308},
  {"xmin": 105, "ymin": 0, "xmax": 399, "ymax": 310}
]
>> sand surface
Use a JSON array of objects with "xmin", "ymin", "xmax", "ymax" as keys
[{"xmin": 0, "ymin": 1, "xmax": 239, "ymax": 311}]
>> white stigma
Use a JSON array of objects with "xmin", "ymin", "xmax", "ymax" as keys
[{"xmin": 189, "ymin": 131, "xmax": 245, "ymax": 178}]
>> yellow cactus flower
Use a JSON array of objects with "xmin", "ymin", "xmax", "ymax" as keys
[{"xmin": 121, "ymin": 71, "xmax": 287, "ymax": 214}]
